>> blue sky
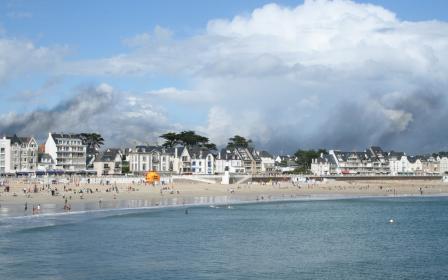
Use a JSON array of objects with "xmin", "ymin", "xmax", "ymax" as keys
[{"xmin": 1, "ymin": 0, "xmax": 448, "ymax": 152}]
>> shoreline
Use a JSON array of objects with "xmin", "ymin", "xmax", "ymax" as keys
[
  {"xmin": 2, "ymin": 178, "xmax": 448, "ymax": 218},
  {"xmin": 1, "ymin": 191, "xmax": 448, "ymax": 220}
]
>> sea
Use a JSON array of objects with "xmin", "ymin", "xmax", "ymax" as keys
[{"xmin": 0, "ymin": 196, "xmax": 447, "ymax": 280}]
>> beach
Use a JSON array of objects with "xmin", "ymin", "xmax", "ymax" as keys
[{"xmin": 1, "ymin": 177, "xmax": 447, "ymax": 217}]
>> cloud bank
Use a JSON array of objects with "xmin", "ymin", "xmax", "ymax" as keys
[
  {"xmin": 0, "ymin": 84, "xmax": 171, "ymax": 147},
  {"xmin": 3, "ymin": 0, "xmax": 448, "ymax": 153}
]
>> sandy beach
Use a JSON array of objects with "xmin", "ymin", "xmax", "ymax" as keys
[{"xmin": 1, "ymin": 178, "xmax": 447, "ymax": 217}]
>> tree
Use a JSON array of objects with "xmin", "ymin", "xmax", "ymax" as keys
[
  {"xmin": 204, "ymin": 143, "xmax": 217, "ymax": 151},
  {"xmin": 294, "ymin": 149, "xmax": 327, "ymax": 170},
  {"xmin": 160, "ymin": 132, "xmax": 180, "ymax": 148},
  {"xmin": 227, "ymin": 135, "xmax": 252, "ymax": 149},
  {"xmin": 80, "ymin": 133, "xmax": 104, "ymax": 152},
  {"xmin": 159, "ymin": 131, "xmax": 216, "ymax": 150},
  {"xmin": 177, "ymin": 131, "xmax": 209, "ymax": 146}
]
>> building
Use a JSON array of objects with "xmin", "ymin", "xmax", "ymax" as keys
[
  {"xmin": 311, "ymin": 154, "xmax": 336, "ymax": 175},
  {"xmin": 37, "ymin": 153, "xmax": 56, "ymax": 171},
  {"xmin": 215, "ymin": 149, "xmax": 245, "ymax": 174},
  {"xmin": 45, "ymin": 133, "xmax": 87, "ymax": 171},
  {"xmin": 0, "ymin": 136, "xmax": 38, "ymax": 173},
  {"xmin": 187, "ymin": 146, "xmax": 216, "ymax": 175},
  {"xmin": 327, "ymin": 147, "xmax": 394, "ymax": 175},
  {"xmin": 128, "ymin": 146, "xmax": 174, "ymax": 174},
  {"xmin": 420, "ymin": 156, "xmax": 439, "ymax": 175},
  {"xmin": 257, "ymin": 151, "xmax": 275, "ymax": 173},
  {"xmin": 93, "ymin": 148, "xmax": 123, "ymax": 176},
  {"xmin": 274, "ymin": 155, "xmax": 299, "ymax": 173},
  {"xmin": 215, "ymin": 148, "xmax": 262, "ymax": 174},
  {"xmin": 439, "ymin": 157, "xmax": 448, "ymax": 174},
  {"xmin": 0, "ymin": 137, "xmax": 11, "ymax": 174}
]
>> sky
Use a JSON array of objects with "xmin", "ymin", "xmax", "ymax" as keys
[{"xmin": 0, "ymin": 0, "xmax": 448, "ymax": 154}]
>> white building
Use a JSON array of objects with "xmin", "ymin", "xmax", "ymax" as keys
[
  {"xmin": 0, "ymin": 136, "xmax": 38, "ymax": 173},
  {"xmin": 388, "ymin": 153, "xmax": 411, "ymax": 175},
  {"xmin": 311, "ymin": 154, "xmax": 336, "ymax": 175},
  {"xmin": 186, "ymin": 146, "xmax": 216, "ymax": 175},
  {"xmin": 37, "ymin": 153, "xmax": 56, "ymax": 171},
  {"xmin": 257, "ymin": 151, "xmax": 275, "ymax": 173},
  {"xmin": 128, "ymin": 146, "xmax": 174, "ymax": 174},
  {"xmin": 328, "ymin": 147, "xmax": 391, "ymax": 175},
  {"xmin": 45, "ymin": 133, "xmax": 87, "ymax": 171},
  {"xmin": 439, "ymin": 157, "xmax": 448, "ymax": 174},
  {"xmin": 0, "ymin": 137, "xmax": 11, "ymax": 174},
  {"xmin": 93, "ymin": 148, "xmax": 123, "ymax": 176},
  {"xmin": 215, "ymin": 148, "xmax": 262, "ymax": 174}
]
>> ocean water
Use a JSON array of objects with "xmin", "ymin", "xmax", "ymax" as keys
[{"xmin": 1, "ymin": 196, "xmax": 448, "ymax": 280}]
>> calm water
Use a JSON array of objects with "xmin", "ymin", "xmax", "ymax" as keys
[{"xmin": 1, "ymin": 196, "xmax": 448, "ymax": 280}]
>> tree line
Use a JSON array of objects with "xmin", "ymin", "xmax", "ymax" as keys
[{"xmin": 160, "ymin": 131, "xmax": 254, "ymax": 151}]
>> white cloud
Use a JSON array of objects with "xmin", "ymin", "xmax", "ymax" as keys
[
  {"xmin": 4, "ymin": 0, "xmax": 448, "ymax": 152},
  {"xmin": 0, "ymin": 37, "xmax": 67, "ymax": 85}
]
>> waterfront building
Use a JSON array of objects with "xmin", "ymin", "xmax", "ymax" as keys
[
  {"xmin": 215, "ymin": 149, "xmax": 245, "ymax": 174},
  {"xmin": 215, "ymin": 148, "xmax": 262, "ymax": 174},
  {"xmin": 257, "ymin": 151, "xmax": 275, "ymax": 173},
  {"xmin": 128, "ymin": 146, "xmax": 174, "ymax": 174},
  {"xmin": 187, "ymin": 146, "xmax": 216, "ymax": 175},
  {"xmin": 312, "ymin": 147, "xmax": 396, "ymax": 176},
  {"xmin": 0, "ymin": 136, "xmax": 38, "ymax": 173},
  {"xmin": 311, "ymin": 154, "xmax": 336, "ymax": 175},
  {"xmin": 439, "ymin": 157, "xmax": 448, "ymax": 174},
  {"xmin": 93, "ymin": 148, "xmax": 123, "ymax": 176},
  {"xmin": 37, "ymin": 153, "xmax": 56, "ymax": 171},
  {"xmin": 45, "ymin": 133, "xmax": 87, "ymax": 171},
  {"xmin": 0, "ymin": 137, "xmax": 11, "ymax": 174}
]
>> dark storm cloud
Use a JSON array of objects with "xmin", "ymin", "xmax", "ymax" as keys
[{"xmin": 0, "ymin": 84, "xmax": 170, "ymax": 147}]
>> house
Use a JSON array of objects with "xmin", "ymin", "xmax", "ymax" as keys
[
  {"xmin": 128, "ymin": 146, "xmax": 174, "ymax": 174},
  {"xmin": 215, "ymin": 149, "xmax": 245, "ymax": 174},
  {"xmin": 187, "ymin": 146, "xmax": 216, "ymax": 175},
  {"xmin": 37, "ymin": 153, "xmax": 56, "ymax": 171},
  {"xmin": 439, "ymin": 157, "xmax": 448, "ymax": 174},
  {"xmin": 215, "ymin": 147, "xmax": 262, "ymax": 174},
  {"xmin": 45, "ymin": 133, "xmax": 87, "ymax": 171},
  {"xmin": 257, "ymin": 151, "xmax": 275, "ymax": 173},
  {"xmin": 328, "ymin": 147, "xmax": 394, "ymax": 175},
  {"xmin": 93, "ymin": 148, "xmax": 123, "ymax": 176},
  {"xmin": 0, "ymin": 136, "xmax": 38, "ymax": 173},
  {"xmin": 311, "ymin": 154, "xmax": 336, "ymax": 175},
  {"xmin": 0, "ymin": 137, "xmax": 11, "ymax": 174},
  {"xmin": 274, "ymin": 155, "xmax": 299, "ymax": 173},
  {"xmin": 408, "ymin": 156, "xmax": 424, "ymax": 174}
]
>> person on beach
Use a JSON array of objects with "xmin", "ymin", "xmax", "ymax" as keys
[
  {"xmin": 37, "ymin": 204, "xmax": 41, "ymax": 214},
  {"xmin": 25, "ymin": 202, "xmax": 28, "ymax": 212}
]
